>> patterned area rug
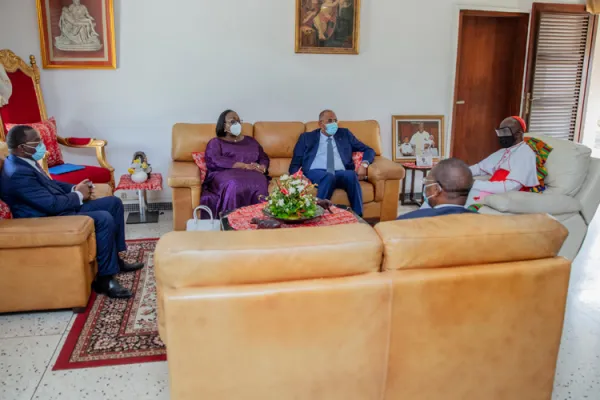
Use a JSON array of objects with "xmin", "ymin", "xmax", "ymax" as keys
[{"xmin": 53, "ymin": 239, "xmax": 166, "ymax": 370}]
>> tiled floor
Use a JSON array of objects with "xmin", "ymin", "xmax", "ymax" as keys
[{"xmin": 1, "ymin": 208, "xmax": 600, "ymax": 399}]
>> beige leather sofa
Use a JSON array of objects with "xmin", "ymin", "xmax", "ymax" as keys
[
  {"xmin": 169, "ymin": 121, "xmax": 405, "ymax": 230},
  {"xmin": 477, "ymin": 135, "xmax": 600, "ymax": 260},
  {"xmin": 156, "ymin": 213, "xmax": 569, "ymax": 400},
  {"xmin": 0, "ymin": 142, "xmax": 111, "ymax": 313}
]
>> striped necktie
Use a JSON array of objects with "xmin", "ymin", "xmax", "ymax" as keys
[{"xmin": 326, "ymin": 137, "xmax": 335, "ymax": 174}]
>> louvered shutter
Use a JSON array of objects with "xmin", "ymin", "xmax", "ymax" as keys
[{"xmin": 527, "ymin": 12, "xmax": 594, "ymax": 141}]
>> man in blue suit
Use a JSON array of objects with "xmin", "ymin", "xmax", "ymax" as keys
[
  {"xmin": 0, "ymin": 125, "xmax": 144, "ymax": 299},
  {"xmin": 289, "ymin": 110, "xmax": 375, "ymax": 216},
  {"xmin": 397, "ymin": 158, "xmax": 476, "ymax": 220}
]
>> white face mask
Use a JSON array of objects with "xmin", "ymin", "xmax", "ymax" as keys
[{"xmin": 229, "ymin": 122, "xmax": 242, "ymax": 136}]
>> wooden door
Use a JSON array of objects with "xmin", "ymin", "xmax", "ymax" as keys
[{"xmin": 451, "ymin": 11, "xmax": 529, "ymax": 165}]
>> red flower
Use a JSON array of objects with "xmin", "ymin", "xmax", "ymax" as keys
[
  {"xmin": 292, "ymin": 168, "xmax": 304, "ymax": 179},
  {"xmin": 281, "ymin": 188, "xmax": 289, "ymax": 195}
]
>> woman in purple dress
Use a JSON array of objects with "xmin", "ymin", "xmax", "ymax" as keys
[{"xmin": 200, "ymin": 110, "xmax": 270, "ymax": 218}]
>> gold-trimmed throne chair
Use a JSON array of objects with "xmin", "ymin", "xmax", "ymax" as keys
[{"xmin": 0, "ymin": 49, "xmax": 115, "ymax": 190}]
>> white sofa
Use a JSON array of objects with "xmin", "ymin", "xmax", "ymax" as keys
[{"xmin": 478, "ymin": 135, "xmax": 600, "ymax": 261}]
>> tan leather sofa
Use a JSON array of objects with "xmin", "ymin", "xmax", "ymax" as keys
[
  {"xmin": 169, "ymin": 121, "xmax": 405, "ymax": 230},
  {"xmin": 0, "ymin": 142, "xmax": 110, "ymax": 313},
  {"xmin": 155, "ymin": 213, "xmax": 569, "ymax": 400}
]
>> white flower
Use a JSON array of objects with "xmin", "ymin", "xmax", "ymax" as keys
[
  {"xmin": 277, "ymin": 199, "xmax": 284, "ymax": 207},
  {"xmin": 280, "ymin": 174, "xmax": 290, "ymax": 181},
  {"xmin": 289, "ymin": 187, "xmax": 297, "ymax": 195},
  {"xmin": 305, "ymin": 199, "xmax": 311, "ymax": 206}
]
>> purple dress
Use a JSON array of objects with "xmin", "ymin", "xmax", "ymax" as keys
[{"xmin": 200, "ymin": 137, "xmax": 270, "ymax": 218}]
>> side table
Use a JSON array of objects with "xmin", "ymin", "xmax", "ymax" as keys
[
  {"xmin": 116, "ymin": 173, "xmax": 163, "ymax": 224},
  {"xmin": 400, "ymin": 162, "xmax": 436, "ymax": 206}
]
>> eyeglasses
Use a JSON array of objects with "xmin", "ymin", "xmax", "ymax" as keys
[
  {"xmin": 495, "ymin": 126, "xmax": 515, "ymax": 138},
  {"xmin": 20, "ymin": 141, "xmax": 41, "ymax": 148},
  {"xmin": 226, "ymin": 119, "xmax": 243, "ymax": 125}
]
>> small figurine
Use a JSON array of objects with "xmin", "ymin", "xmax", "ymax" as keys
[{"xmin": 127, "ymin": 151, "xmax": 152, "ymax": 183}]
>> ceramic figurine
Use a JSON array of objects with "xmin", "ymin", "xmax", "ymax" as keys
[{"xmin": 127, "ymin": 151, "xmax": 152, "ymax": 183}]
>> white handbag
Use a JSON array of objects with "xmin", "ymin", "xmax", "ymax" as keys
[{"xmin": 186, "ymin": 206, "xmax": 220, "ymax": 231}]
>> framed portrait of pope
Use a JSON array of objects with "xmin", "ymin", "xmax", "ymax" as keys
[
  {"xmin": 392, "ymin": 115, "xmax": 446, "ymax": 163},
  {"xmin": 36, "ymin": 0, "xmax": 116, "ymax": 69}
]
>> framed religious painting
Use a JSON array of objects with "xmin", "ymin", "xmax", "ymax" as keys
[
  {"xmin": 295, "ymin": 0, "xmax": 361, "ymax": 55},
  {"xmin": 392, "ymin": 115, "xmax": 446, "ymax": 163},
  {"xmin": 36, "ymin": 0, "xmax": 116, "ymax": 69}
]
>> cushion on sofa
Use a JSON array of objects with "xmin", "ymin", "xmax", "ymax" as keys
[
  {"xmin": 529, "ymin": 135, "xmax": 591, "ymax": 196},
  {"xmin": 484, "ymin": 191, "xmax": 582, "ymax": 215},
  {"xmin": 192, "ymin": 152, "xmax": 207, "ymax": 183},
  {"xmin": 0, "ymin": 200, "xmax": 12, "ymax": 220}
]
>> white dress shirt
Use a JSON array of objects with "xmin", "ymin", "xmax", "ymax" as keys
[
  {"xmin": 309, "ymin": 133, "xmax": 345, "ymax": 171},
  {"xmin": 18, "ymin": 156, "xmax": 84, "ymax": 205}
]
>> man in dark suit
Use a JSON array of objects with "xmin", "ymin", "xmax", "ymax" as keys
[
  {"xmin": 0, "ymin": 125, "xmax": 143, "ymax": 299},
  {"xmin": 397, "ymin": 158, "xmax": 476, "ymax": 220},
  {"xmin": 289, "ymin": 110, "xmax": 375, "ymax": 216}
]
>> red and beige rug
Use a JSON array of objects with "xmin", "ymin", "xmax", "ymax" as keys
[{"xmin": 53, "ymin": 239, "xmax": 166, "ymax": 371}]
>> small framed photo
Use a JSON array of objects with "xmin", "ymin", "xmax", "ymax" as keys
[
  {"xmin": 36, "ymin": 0, "xmax": 117, "ymax": 69},
  {"xmin": 392, "ymin": 115, "xmax": 445, "ymax": 163}
]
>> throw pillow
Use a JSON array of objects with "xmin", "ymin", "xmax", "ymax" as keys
[
  {"xmin": 0, "ymin": 199, "xmax": 12, "ymax": 220},
  {"xmin": 352, "ymin": 152, "xmax": 364, "ymax": 172},
  {"xmin": 5, "ymin": 117, "xmax": 64, "ymax": 167},
  {"xmin": 192, "ymin": 152, "xmax": 207, "ymax": 183},
  {"xmin": 522, "ymin": 137, "xmax": 553, "ymax": 193}
]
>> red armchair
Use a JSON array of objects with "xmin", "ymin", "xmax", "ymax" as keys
[{"xmin": 0, "ymin": 49, "xmax": 115, "ymax": 190}]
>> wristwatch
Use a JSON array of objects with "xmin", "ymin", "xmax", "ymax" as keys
[{"xmin": 360, "ymin": 161, "xmax": 370, "ymax": 169}]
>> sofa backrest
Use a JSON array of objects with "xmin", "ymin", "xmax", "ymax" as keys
[
  {"xmin": 171, "ymin": 120, "xmax": 383, "ymax": 174},
  {"xmin": 530, "ymin": 134, "xmax": 592, "ymax": 196},
  {"xmin": 171, "ymin": 122, "xmax": 254, "ymax": 162},
  {"xmin": 375, "ymin": 213, "xmax": 568, "ymax": 270}
]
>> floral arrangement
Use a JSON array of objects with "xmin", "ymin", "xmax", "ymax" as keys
[
  {"xmin": 265, "ymin": 169, "xmax": 319, "ymax": 220},
  {"xmin": 127, "ymin": 152, "xmax": 152, "ymax": 183}
]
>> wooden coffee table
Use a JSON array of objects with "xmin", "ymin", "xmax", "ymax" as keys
[{"xmin": 220, "ymin": 204, "xmax": 367, "ymax": 231}]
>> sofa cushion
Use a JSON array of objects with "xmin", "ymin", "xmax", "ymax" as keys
[
  {"xmin": 155, "ymin": 224, "xmax": 382, "ymax": 289},
  {"xmin": 484, "ymin": 191, "xmax": 582, "ymax": 215},
  {"xmin": 172, "ymin": 123, "xmax": 254, "ymax": 162},
  {"xmin": 0, "ymin": 216, "xmax": 95, "ymax": 249},
  {"xmin": 530, "ymin": 134, "xmax": 591, "ymax": 196},
  {"xmin": 375, "ymin": 213, "xmax": 568, "ymax": 270},
  {"xmin": 6, "ymin": 117, "xmax": 64, "ymax": 167},
  {"xmin": 253, "ymin": 122, "xmax": 305, "ymax": 158},
  {"xmin": 305, "ymin": 120, "xmax": 383, "ymax": 156}
]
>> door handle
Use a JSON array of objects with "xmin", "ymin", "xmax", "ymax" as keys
[{"xmin": 456, "ymin": 100, "xmax": 465, "ymax": 105}]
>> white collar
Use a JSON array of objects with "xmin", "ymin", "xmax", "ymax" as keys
[{"xmin": 433, "ymin": 204, "xmax": 465, "ymax": 209}]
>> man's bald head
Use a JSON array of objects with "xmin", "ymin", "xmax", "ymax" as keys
[{"xmin": 426, "ymin": 158, "xmax": 473, "ymax": 206}]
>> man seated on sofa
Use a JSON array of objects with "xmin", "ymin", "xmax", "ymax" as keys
[
  {"xmin": 398, "ymin": 158, "xmax": 475, "ymax": 220},
  {"xmin": 289, "ymin": 110, "xmax": 375, "ymax": 216},
  {"xmin": 0, "ymin": 125, "xmax": 144, "ymax": 299}
]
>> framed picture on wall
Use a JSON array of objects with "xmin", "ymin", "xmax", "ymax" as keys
[
  {"xmin": 295, "ymin": 0, "xmax": 361, "ymax": 55},
  {"xmin": 392, "ymin": 115, "xmax": 445, "ymax": 163},
  {"xmin": 36, "ymin": 0, "xmax": 116, "ymax": 69}
]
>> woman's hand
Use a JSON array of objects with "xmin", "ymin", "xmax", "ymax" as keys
[
  {"xmin": 250, "ymin": 163, "xmax": 267, "ymax": 174},
  {"xmin": 233, "ymin": 162, "xmax": 252, "ymax": 170}
]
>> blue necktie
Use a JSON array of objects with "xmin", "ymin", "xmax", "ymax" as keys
[{"xmin": 327, "ymin": 137, "xmax": 335, "ymax": 174}]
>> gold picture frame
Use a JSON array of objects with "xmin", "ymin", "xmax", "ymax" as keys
[
  {"xmin": 36, "ymin": 0, "xmax": 117, "ymax": 69},
  {"xmin": 392, "ymin": 115, "xmax": 446, "ymax": 163},
  {"xmin": 295, "ymin": 0, "xmax": 361, "ymax": 55}
]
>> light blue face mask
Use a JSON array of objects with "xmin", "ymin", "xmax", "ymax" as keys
[
  {"xmin": 422, "ymin": 182, "xmax": 439, "ymax": 207},
  {"xmin": 24, "ymin": 142, "xmax": 47, "ymax": 161},
  {"xmin": 325, "ymin": 122, "xmax": 338, "ymax": 136}
]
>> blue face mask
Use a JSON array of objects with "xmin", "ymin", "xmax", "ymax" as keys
[
  {"xmin": 422, "ymin": 183, "xmax": 439, "ymax": 207},
  {"xmin": 25, "ymin": 142, "xmax": 47, "ymax": 161},
  {"xmin": 325, "ymin": 122, "xmax": 338, "ymax": 136}
]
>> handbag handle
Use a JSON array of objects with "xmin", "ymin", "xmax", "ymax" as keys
[{"xmin": 192, "ymin": 206, "xmax": 214, "ymax": 222}]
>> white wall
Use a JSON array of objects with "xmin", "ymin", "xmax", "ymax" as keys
[{"xmin": 0, "ymin": 0, "xmax": 588, "ymax": 201}]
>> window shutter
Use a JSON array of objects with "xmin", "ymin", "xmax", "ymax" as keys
[{"xmin": 528, "ymin": 12, "xmax": 594, "ymax": 141}]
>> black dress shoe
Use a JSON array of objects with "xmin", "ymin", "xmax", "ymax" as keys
[
  {"xmin": 118, "ymin": 259, "xmax": 144, "ymax": 273},
  {"xmin": 92, "ymin": 276, "xmax": 132, "ymax": 299}
]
